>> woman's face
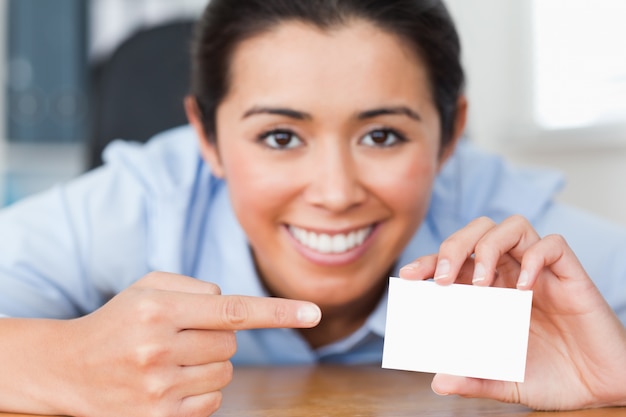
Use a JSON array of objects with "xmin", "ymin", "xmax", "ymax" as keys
[{"xmin": 193, "ymin": 20, "xmax": 464, "ymax": 310}]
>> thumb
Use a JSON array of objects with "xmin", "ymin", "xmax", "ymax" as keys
[{"xmin": 431, "ymin": 374, "xmax": 518, "ymax": 403}]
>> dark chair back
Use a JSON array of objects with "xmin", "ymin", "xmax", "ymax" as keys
[{"xmin": 89, "ymin": 20, "xmax": 195, "ymax": 169}]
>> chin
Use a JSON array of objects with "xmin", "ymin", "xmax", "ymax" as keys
[{"xmin": 291, "ymin": 276, "xmax": 383, "ymax": 308}]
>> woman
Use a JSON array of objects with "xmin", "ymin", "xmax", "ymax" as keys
[{"xmin": 0, "ymin": 0, "xmax": 624, "ymax": 415}]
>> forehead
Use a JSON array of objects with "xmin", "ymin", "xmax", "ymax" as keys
[{"xmin": 224, "ymin": 20, "xmax": 433, "ymax": 109}]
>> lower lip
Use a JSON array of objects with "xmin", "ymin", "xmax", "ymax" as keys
[{"xmin": 283, "ymin": 224, "xmax": 380, "ymax": 267}]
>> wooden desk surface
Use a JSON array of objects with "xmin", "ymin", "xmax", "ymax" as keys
[{"xmin": 1, "ymin": 365, "xmax": 624, "ymax": 417}]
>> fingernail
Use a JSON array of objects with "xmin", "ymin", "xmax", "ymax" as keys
[
  {"xmin": 431, "ymin": 384, "xmax": 449, "ymax": 396},
  {"xmin": 297, "ymin": 304, "xmax": 321, "ymax": 324},
  {"xmin": 517, "ymin": 270, "xmax": 529, "ymax": 289},
  {"xmin": 400, "ymin": 262, "xmax": 420, "ymax": 273},
  {"xmin": 433, "ymin": 259, "xmax": 450, "ymax": 281},
  {"xmin": 472, "ymin": 262, "xmax": 486, "ymax": 284}
]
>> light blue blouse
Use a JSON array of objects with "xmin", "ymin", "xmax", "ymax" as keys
[{"xmin": 1, "ymin": 125, "xmax": 625, "ymax": 364}]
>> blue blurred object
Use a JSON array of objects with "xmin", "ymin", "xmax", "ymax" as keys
[
  {"xmin": 5, "ymin": 0, "xmax": 88, "ymax": 144},
  {"xmin": 3, "ymin": 171, "xmax": 55, "ymax": 206}
]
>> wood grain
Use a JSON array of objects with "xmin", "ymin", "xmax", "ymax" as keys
[
  {"xmin": 213, "ymin": 366, "xmax": 625, "ymax": 417},
  {"xmin": 2, "ymin": 365, "xmax": 624, "ymax": 417}
]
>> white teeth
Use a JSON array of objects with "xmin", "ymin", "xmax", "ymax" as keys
[
  {"xmin": 289, "ymin": 225, "xmax": 373, "ymax": 254},
  {"xmin": 332, "ymin": 234, "xmax": 347, "ymax": 253},
  {"xmin": 346, "ymin": 232, "xmax": 356, "ymax": 249},
  {"xmin": 318, "ymin": 234, "xmax": 332, "ymax": 253}
]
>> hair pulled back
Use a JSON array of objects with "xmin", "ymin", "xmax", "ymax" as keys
[{"xmin": 190, "ymin": 0, "xmax": 464, "ymax": 147}]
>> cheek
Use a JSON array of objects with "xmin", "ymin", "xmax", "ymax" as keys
[
  {"xmin": 365, "ymin": 152, "xmax": 439, "ymax": 216},
  {"xmin": 221, "ymin": 149, "xmax": 298, "ymax": 230}
]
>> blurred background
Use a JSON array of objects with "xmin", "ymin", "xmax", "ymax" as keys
[{"xmin": 1, "ymin": 0, "xmax": 626, "ymax": 225}]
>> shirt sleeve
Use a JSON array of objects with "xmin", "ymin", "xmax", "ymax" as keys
[
  {"xmin": 534, "ymin": 202, "xmax": 626, "ymax": 327},
  {"xmin": 0, "ymin": 126, "xmax": 202, "ymax": 319},
  {"xmin": 0, "ymin": 164, "xmax": 151, "ymax": 319}
]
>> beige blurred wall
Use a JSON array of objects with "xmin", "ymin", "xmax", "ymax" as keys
[{"xmin": 446, "ymin": 0, "xmax": 626, "ymax": 227}]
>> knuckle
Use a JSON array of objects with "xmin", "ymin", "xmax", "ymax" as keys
[
  {"xmin": 545, "ymin": 233, "xmax": 567, "ymax": 246},
  {"xmin": 439, "ymin": 235, "xmax": 465, "ymax": 255},
  {"xmin": 474, "ymin": 238, "xmax": 495, "ymax": 256},
  {"xmin": 206, "ymin": 282, "xmax": 222, "ymax": 295},
  {"xmin": 133, "ymin": 343, "xmax": 169, "ymax": 369},
  {"xmin": 223, "ymin": 360, "xmax": 234, "ymax": 382},
  {"xmin": 506, "ymin": 214, "xmax": 529, "ymax": 226},
  {"xmin": 142, "ymin": 374, "xmax": 171, "ymax": 403},
  {"xmin": 272, "ymin": 302, "xmax": 290, "ymax": 327},
  {"xmin": 472, "ymin": 216, "xmax": 496, "ymax": 227},
  {"xmin": 224, "ymin": 332, "xmax": 238, "ymax": 358},
  {"xmin": 144, "ymin": 270, "xmax": 160, "ymax": 280},
  {"xmin": 205, "ymin": 391, "xmax": 223, "ymax": 416},
  {"xmin": 221, "ymin": 297, "xmax": 248, "ymax": 326},
  {"xmin": 216, "ymin": 361, "xmax": 234, "ymax": 388},
  {"xmin": 215, "ymin": 331, "xmax": 238, "ymax": 359},
  {"xmin": 135, "ymin": 296, "xmax": 167, "ymax": 325},
  {"xmin": 139, "ymin": 271, "xmax": 161, "ymax": 287}
]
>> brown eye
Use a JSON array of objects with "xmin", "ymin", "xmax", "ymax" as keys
[
  {"xmin": 370, "ymin": 130, "xmax": 390, "ymax": 144},
  {"xmin": 274, "ymin": 132, "xmax": 293, "ymax": 146},
  {"xmin": 361, "ymin": 129, "xmax": 405, "ymax": 147},
  {"xmin": 260, "ymin": 130, "xmax": 303, "ymax": 149}
]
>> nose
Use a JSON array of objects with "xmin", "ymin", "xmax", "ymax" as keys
[{"xmin": 304, "ymin": 142, "xmax": 367, "ymax": 213}]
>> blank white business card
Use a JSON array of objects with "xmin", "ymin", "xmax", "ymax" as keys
[{"xmin": 382, "ymin": 277, "xmax": 532, "ymax": 382}]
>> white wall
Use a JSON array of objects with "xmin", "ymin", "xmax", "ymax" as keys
[
  {"xmin": 89, "ymin": 0, "xmax": 207, "ymax": 62},
  {"xmin": 445, "ymin": 0, "xmax": 626, "ymax": 227}
]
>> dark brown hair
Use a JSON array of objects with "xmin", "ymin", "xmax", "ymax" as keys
[{"xmin": 190, "ymin": 0, "xmax": 464, "ymax": 147}]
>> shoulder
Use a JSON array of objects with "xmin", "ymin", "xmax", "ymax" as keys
[
  {"xmin": 100, "ymin": 124, "xmax": 203, "ymax": 197},
  {"xmin": 428, "ymin": 140, "xmax": 565, "ymax": 235}
]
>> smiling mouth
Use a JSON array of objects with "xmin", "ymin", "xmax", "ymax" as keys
[{"xmin": 288, "ymin": 224, "xmax": 374, "ymax": 254}]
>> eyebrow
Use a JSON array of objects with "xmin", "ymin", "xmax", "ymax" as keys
[
  {"xmin": 357, "ymin": 106, "xmax": 421, "ymax": 122},
  {"xmin": 242, "ymin": 106, "xmax": 312, "ymax": 120},
  {"xmin": 241, "ymin": 105, "xmax": 421, "ymax": 122}
]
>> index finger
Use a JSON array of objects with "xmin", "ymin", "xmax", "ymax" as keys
[{"xmin": 175, "ymin": 294, "xmax": 322, "ymax": 331}]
